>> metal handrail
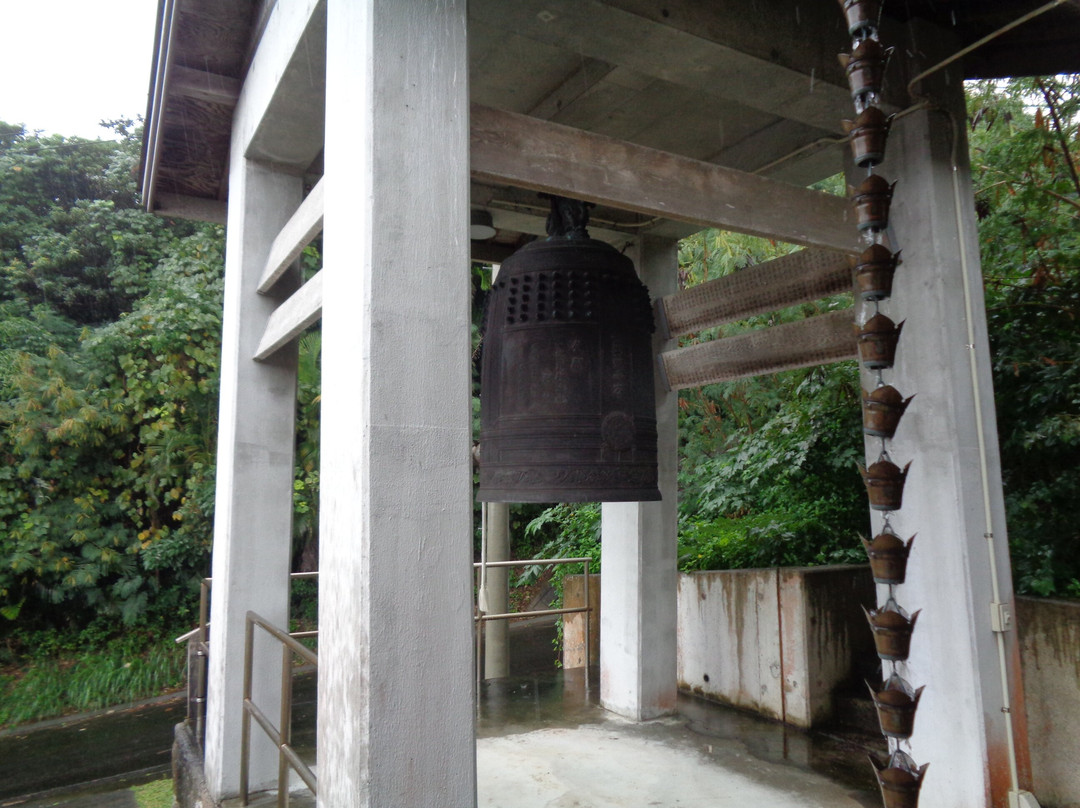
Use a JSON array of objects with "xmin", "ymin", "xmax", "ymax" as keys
[
  {"xmin": 473, "ymin": 556, "xmax": 593, "ymax": 691},
  {"xmin": 175, "ymin": 572, "xmax": 319, "ymax": 748},
  {"xmin": 240, "ymin": 610, "xmax": 318, "ymax": 807}
]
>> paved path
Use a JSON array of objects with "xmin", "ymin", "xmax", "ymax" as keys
[{"xmin": 0, "ymin": 696, "xmax": 183, "ymax": 804}]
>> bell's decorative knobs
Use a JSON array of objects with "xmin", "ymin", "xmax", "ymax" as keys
[{"xmin": 476, "ymin": 196, "xmax": 660, "ymax": 503}]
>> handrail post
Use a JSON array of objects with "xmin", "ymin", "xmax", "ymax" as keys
[
  {"xmin": 240, "ymin": 612, "xmax": 255, "ymax": 806},
  {"xmin": 584, "ymin": 561, "xmax": 591, "ymax": 690},
  {"xmin": 278, "ymin": 639, "xmax": 292, "ymax": 808},
  {"xmin": 472, "ymin": 556, "xmax": 595, "ymax": 685}
]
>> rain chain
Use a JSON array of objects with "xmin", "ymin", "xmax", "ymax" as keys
[{"xmin": 838, "ymin": 2, "xmax": 928, "ymax": 806}]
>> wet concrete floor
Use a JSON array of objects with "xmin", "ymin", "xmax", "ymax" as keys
[
  {"xmin": 477, "ymin": 668, "xmax": 881, "ymax": 807},
  {"xmin": 2, "ymin": 617, "xmax": 882, "ymax": 806}
]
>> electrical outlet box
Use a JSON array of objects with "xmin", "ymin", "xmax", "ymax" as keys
[{"xmin": 991, "ymin": 602, "xmax": 1013, "ymax": 633}]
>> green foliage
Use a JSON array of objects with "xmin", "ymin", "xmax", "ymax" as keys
[
  {"xmin": 673, "ymin": 228, "xmax": 866, "ymax": 571},
  {"xmin": 1, "ymin": 121, "xmax": 196, "ymax": 324},
  {"xmin": 0, "ymin": 232, "xmax": 223, "ymax": 630},
  {"xmin": 0, "ymin": 644, "xmax": 185, "ymax": 729},
  {"xmin": 0, "ymin": 124, "xmax": 222, "ymax": 634},
  {"xmin": 521, "ymin": 504, "xmax": 601, "ymax": 583},
  {"xmin": 968, "ymin": 76, "xmax": 1080, "ymax": 596},
  {"xmin": 678, "ymin": 363, "xmax": 868, "ymax": 570},
  {"xmin": 133, "ymin": 778, "xmax": 175, "ymax": 808}
]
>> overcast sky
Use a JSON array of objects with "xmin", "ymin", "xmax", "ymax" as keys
[{"xmin": 1, "ymin": 1, "xmax": 159, "ymax": 140}]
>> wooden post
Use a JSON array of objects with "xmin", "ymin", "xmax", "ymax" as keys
[{"xmin": 318, "ymin": 1, "xmax": 475, "ymax": 805}]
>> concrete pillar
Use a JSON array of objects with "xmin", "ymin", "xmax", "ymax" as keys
[
  {"xmin": 857, "ymin": 57, "xmax": 1032, "ymax": 808},
  {"xmin": 482, "ymin": 502, "xmax": 511, "ymax": 680},
  {"xmin": 318, "ymin": 1, "xmax": 475, "ymax": 806},
  {"xmin": 599, "ymin": 236, "xmax": 679, "ymax": 720},
  {"xmin": 204, "ymin": 159, "xmax": 301, "ymax": 798}
]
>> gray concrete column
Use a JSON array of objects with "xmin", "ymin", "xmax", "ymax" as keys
[
  {"xmin": 483, "ymin": 502, "xmax": 511, "ymax": 680},
  {"xmin": 599, "ymin": 236, "xmax": 679, "ymax": 720},
  {"xmin": 204, "ymin": 159, "xmax": 301, "ymax": 798},
  {"xmin": 856, "ymin": 54, "xmax": 1032, "ymax": 807},
  {"xmin": 318, "ymin": 1, "xmax": 475, "ymax": 806}
]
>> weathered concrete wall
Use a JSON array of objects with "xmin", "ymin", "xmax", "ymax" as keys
[
  {"xmin": 173, "ymin": 722, "xmax": 219, "ymax": 808},
  {"xmin": 678, "ymin": 569, "xmax": 784, "ymax": 719},
  {"xmin": 677, "ymin": 566, "xmax": 875, "ymax": 728},
  {"xmin": 1017, "ymin": 596, "xmax": 1080, "ymax": 808}
]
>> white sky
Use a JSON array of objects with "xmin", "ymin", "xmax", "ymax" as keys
[{"xmin": 1, "ymin": 0, "xmax": 159, "ymax": 140}]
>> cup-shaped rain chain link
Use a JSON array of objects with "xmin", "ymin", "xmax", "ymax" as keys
[
  {"xmin": 855, "ymin": 244, "xmax": 902, "ymax": 302},
  {"xmin": 859, "ymin": 457, "xmax": 911, "ymax": 511},
  {"xmin": 844, "ymin": 107, "xmax": 893, "ymax": 169},
  {"xmin": 869, "ymin": 750, "xmax": 930, "ymax": 808},
  {"xmin": 857, "ymin": 313, "xmax": 903, "ymax": 370},
  {"xmin": 839, "ymin": 9, "xmax": 928, "ymax": 805},
  {"xmin": 862, "ymin": 531, "xmax": 915, "ymax": 585},
  {"xmin": 837, "ymin": 0, "xmax": 881, "ymax": 39},
  {"xmin": 851, "ymin": 175, "xmax": 896, "ymax": 232},
  {"xmin": 839, "ymin": 38, "xmax": 889, "ymax": 106},
  {"xmin": 868, "ymin": 672, "xmax": 925, "ymax": 739},
  {"xmin": 864, "ymin": 597, "xmax": 920, "ymax": 661},
  {"xmin": 862, "ymin": 384, "xmax": 914, "ymax": 438}
]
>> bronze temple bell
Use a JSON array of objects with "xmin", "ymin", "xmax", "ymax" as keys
[{"xmin": 476, "ymin": 197, "xmax": 661, "ymax": 503}]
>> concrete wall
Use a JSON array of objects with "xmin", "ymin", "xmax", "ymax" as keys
[
  {"xmin": 676, "ymin": 566, "xmax": 875, "ymax": 728},
  {"xmin": 1017, "ymin": 596, "xmax": 1080, "ymax": 808}
]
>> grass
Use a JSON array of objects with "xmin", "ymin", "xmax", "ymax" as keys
[
  {"xmin": 134, "ymin": 777, "xmax": 173, "ymax": 808},
  {"xmin": 0, "ymin": 639, "xmax": 186, "ymax": 729}
]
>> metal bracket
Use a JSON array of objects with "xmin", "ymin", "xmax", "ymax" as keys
[{"xmin": 991, "ymin": 601, "xmax": 1013, "ymax": 633}]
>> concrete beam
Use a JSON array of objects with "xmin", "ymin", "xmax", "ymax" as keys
[
  {"xmin": 253, "ymin": 270, "xmax": 323, "ymax": 360},
  {"xmin": 660, "ymin": 309, "xmax": 856, "ymax": 390},
  {"xmin": 258, "ymin": 177, "xmax": 324, "ymax": 293},
  {"xmin": 233, "ymin": 0, "xmax": 325, "ymax": 165},
  {"xmin": 153, "ymin": 192, "xmax": 227, "ymax": 225},
  {"xmin": 471, "ymin": 105, "xmax": 859, "ymax": 253},
  {"xmin": 170, "ymin": 64, "xmax": 241, "ymax": 106},
  {"xmin": 657, "ymin": 248, "xmax": 851, "ymax": 337}
]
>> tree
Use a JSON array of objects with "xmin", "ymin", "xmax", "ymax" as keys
[
  {"xmin": 0, "ymin": 123, "xmax": 225, "ymax": 632},
  {"xmin": 968, "ymin": 76, "xmax": 1080, "ymax": 596}
]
